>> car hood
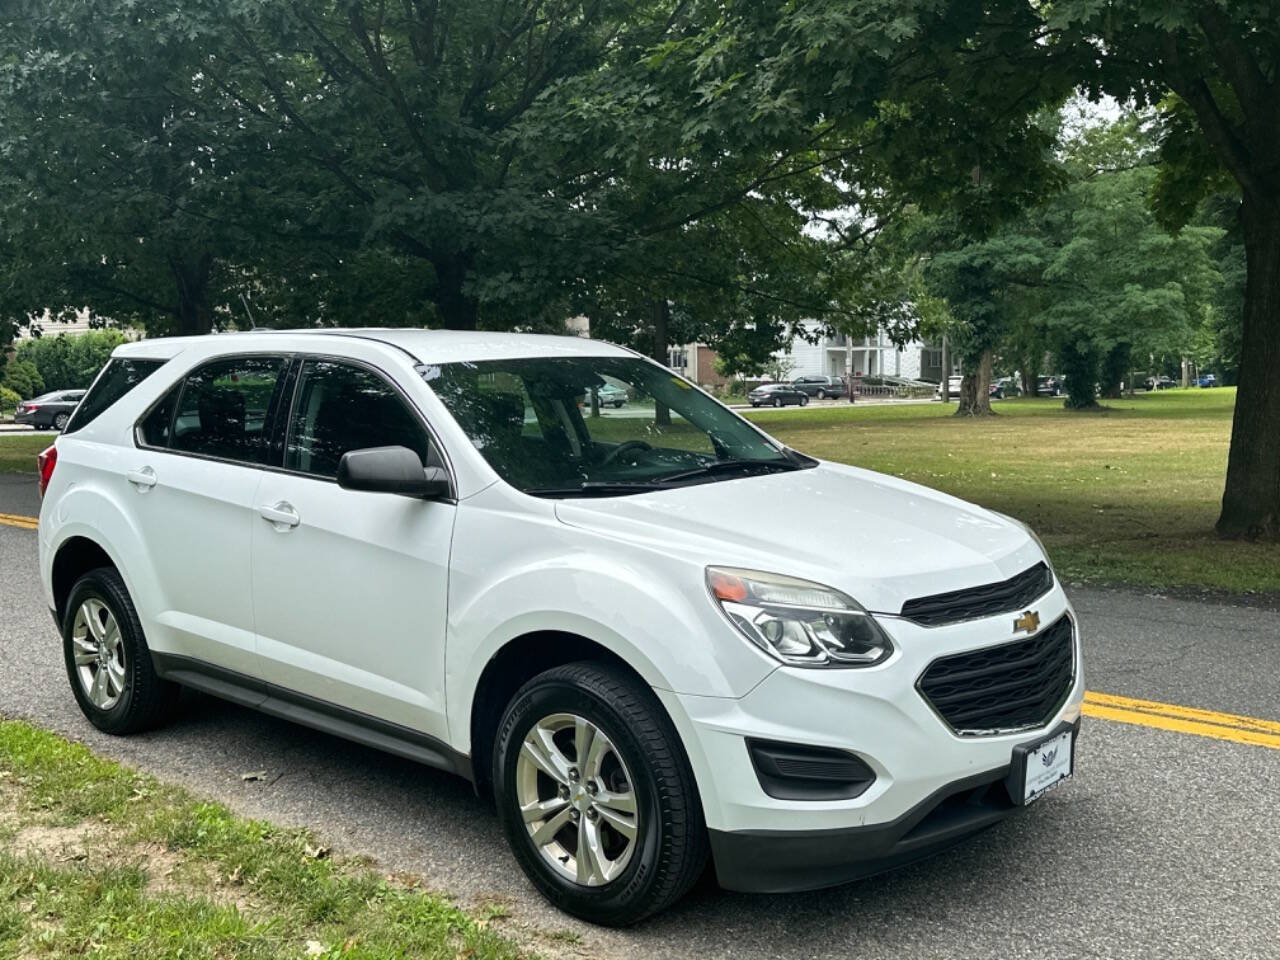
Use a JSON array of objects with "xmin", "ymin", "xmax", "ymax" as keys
[{"xmin": 554, "ymin": 462, "xmax": 1046, "ymax": 615}]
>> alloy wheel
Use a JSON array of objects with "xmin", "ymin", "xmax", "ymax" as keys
[
  {"xmin": 515, "ymin": 713, "xmax": 639, "ymax": 887},
  {"xmin": 70, "ymin": 598, "xmax": 126, "ymax": 709}
]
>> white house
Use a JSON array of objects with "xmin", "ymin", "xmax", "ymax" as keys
[{"xmin": 772, "ymin": 320, "xmax": 931, "ymax": 381}]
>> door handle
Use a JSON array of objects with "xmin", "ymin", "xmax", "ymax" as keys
[
  {"xmin": 258, "ymin": 501, "xmax": 300, "ymax": 528},
  {"xmin": 126, "ymin": 466, "xmax": 157, "ymax": 490}
]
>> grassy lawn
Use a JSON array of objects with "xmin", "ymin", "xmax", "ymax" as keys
[
  {"xmin": 0, "ymin": 434, "xmax": 47, "ymax": 475},
  {"xmin": 0, "ymin": 719, "xmax": 534, "ymax": 959},
  {"xmin": 746, "ymin": 388, "xmax": 1280, "ymax": 596}
]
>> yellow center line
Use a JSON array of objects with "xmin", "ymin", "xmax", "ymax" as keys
[
  {"xmin": 0, "ymin": 511, "xmax": 38, "ymax": 531},
  {"xmin": 1083, "ymin": 691, "xmax": 1280, "ymax": 750}
]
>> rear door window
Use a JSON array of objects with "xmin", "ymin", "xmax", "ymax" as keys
[
  {"xmin": 170, "ymin": 356, "xmax": 290, "ymax": 465},
  {"xmin": 63, "ymin": 358, "xmax": 166, "ymax": 434}
]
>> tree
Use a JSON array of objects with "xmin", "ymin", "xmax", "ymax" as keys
[
  {"xmin": 920, "ymin": 113, "xmax": 1220, "ymax": 412},
  {"xmin": 0, "ymin": 3, "xmax": 295, "ymax": 336},
  {"xmin": 1043, "ymin": 2, "xmax": 1280, "ymax": 536}
]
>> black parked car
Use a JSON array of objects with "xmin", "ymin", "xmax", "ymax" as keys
[
  {"xmin": 791, "ymin": 375, "xmax": 847, "ymax": 399},
  {"xmin": 748, "ymin": 383, "xmax": 809, "ymax": 407},
  {"xmin": 1035, "ymin": 376, "xmax": 1064, "ymax": 397},
  {"xmin": 14, "ymin": 389, "xmax": 86, "ymax": 431}
]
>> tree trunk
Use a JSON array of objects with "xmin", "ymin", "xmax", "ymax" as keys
[
  {"xmin": 955, "ymin": 349, "xmax": 994, "ymax": 416},
  {"xmin": 1216, "ymin": 192, "xmax": 1280, "ymax": 540},
  {"xmin": 434, "ymin": 253, "xmax": 478, "ymax": 330},
  {"xmin": 651, "ymin": 298, "xmax": 671, "ymax": 425},
  {"xmin": 1100, "ymin": 342, "xmax": 1130, "ymax": 399},
  {"xmin": 1059, "ymin": 338, "xmax": 1100, "ymax": 410},
  {"xmin": 174, "ymin": 253, "xmax": 214, "ymax": 337}
]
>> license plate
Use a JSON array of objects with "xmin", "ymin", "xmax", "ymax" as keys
[{"xmin": 1014, "ymin": 727, "xmax": 1074, "ymax": 805}]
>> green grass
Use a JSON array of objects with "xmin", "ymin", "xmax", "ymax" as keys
[
  {"xmin": 0, "ymin": 719, "xmax": 529, "ymax": 960},
  {"xmin": 0, "ymin": 434, "xmax": 48, "ymax": 475},
  {"xmin": 745, "ymin": 388, "xmax": 1280, "ymax": 595}
]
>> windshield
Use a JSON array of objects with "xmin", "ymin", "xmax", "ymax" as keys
[{"xmin": 423, "ymin": 355, "xmax": 809, "ymax": 496}]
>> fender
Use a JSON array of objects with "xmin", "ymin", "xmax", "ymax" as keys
[
  {"xmin": 43, "ymin": 486, "xmax": 156, "ymax": 628},
  {"xmin": 443, "ymin": 552, "xmax": 777, "ymax": 754}
]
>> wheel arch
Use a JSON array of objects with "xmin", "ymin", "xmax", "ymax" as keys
[
  {"xmin": 468, "ymin": 629, "xmax": 668, "ymax": 801},
  {"xmin": 51, "ymin": 536, "xmax": 119, "ymax": 625}
]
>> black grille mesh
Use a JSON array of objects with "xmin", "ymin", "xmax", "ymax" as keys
[
  {"xmin": 917, "ymin": 615, "xmax": 1074, "ymax": 734},
  {"xmin": 900, "ymin": 562, "xmax": 1053, "ymax": 627}
]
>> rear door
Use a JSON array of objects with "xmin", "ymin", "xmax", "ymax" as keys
[
  {"xmin": 250, "ymin": 355, "xmax": 455, "ymax": 740},
  {"xmin": 128, "ymin": 354, "xmax": 291, "ymax": 676}
]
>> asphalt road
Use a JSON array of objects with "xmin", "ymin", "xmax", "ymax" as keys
[{"xmin": 1, "ymin": 517, "xmax": 1278, "ymax": 959}]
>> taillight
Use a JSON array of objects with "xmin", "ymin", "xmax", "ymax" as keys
[{"xmin": 37, "ymin": 444, "xmax": 57, "ymax": 498}]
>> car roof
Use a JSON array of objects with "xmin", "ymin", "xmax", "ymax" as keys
[{"xmin": 112, "ymin": 328, "xmax": 635, "ymax": 365}]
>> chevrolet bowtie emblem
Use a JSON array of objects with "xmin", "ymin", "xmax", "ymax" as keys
[{"xmin": 1013, "ymin": 610, "xmax": 1040, "ymax": 635}]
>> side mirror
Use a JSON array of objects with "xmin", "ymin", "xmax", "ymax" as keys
[{"xmin": 336, "ymin": 446, "xmax": 450, "ymax": 499}]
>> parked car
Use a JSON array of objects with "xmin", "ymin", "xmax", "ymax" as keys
[
  {"xmin": 14, "ymin": 390, "xmax": 87, "ymax": 431},
  {"xmin": 595, "ymin": 383, "xmax": 628, "ymax": 407},
  {"xmin": 1194, "ymin": 374, "xmax": 1217, "ymax": 388},
  {"xmin": 37, "ymin": 331, "xmax": 1081, "ymax": 925},
  {"xmin": 1143, "ymin": 375, "xmax": 1177, "ymax": 391},
  {"xmin": 993, "ymin": 377, "xmax": 1021, "ymax": 398},
  {"xmin": 934, "ymin": 375, "xmax": 964, "ymax": 400},
  {"xmin": 1035, "ymin": 376, "xmax": 1065, "ymax": 397},
  {"xmin": 791, "ymin": 375, "xmax": 846, "ymax": 399},
  {"xmin": 749, "ymin": 382, "xmax": 809, "ymax": 407}
]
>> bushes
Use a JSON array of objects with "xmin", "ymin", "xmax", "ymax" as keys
[
  {"xmin": 14, "ymin": 329, "xmax": 127, "ymax": 393},
  {"xmin": 0, "ymin": 385, "xmax": 20, "ymax": 418},
  {"xmin": 0, "ymin": 358, "xmax": 43, "ymax": 399}
]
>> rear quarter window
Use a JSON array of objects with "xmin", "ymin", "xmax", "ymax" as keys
[{"xmin": 63, "ymin": 358, "xmax": 166, "ymax": 434}]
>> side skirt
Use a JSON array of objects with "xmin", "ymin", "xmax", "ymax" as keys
[{"xmin": 151, "ymin": 652, "xmax": 474, "ymax": 783}]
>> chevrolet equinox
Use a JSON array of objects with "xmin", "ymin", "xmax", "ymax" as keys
[{"xmin": 37, "ymin": 329, "xmax": 1082, "ymax": 925}]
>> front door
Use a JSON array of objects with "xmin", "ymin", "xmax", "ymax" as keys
[{"xmin": 250, "ymin": 357, "xmax": 455, "ymax": 740}]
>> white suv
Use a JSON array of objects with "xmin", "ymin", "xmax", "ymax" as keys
[{"xmin": 37, "ymin": 330, "xmax": 1082, "ymax": 925}]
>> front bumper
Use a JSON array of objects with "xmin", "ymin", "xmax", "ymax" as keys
[
  {"xmin": 710, "ymin": 717, "xmax": 1079, "ymax": 892},
  {"xmin": 656, "ymin": 585, "xmax": 1083, "ymax": 890}
]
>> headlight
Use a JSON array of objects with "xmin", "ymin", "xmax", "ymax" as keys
[{"xmin": 706, "ymin": 567, "xmax": 893, "ymax": 668}]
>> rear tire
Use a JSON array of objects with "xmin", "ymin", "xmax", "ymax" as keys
[
  {"xmin": 63, "ymin": 567, "xmax": 180, "ymax": 735},
  {"xmin": 493, "ymin": 662, "xmax": 708, "ymax": 926}
]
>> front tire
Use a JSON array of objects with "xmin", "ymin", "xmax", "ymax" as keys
[
  {"xmin": 63, "ymin": 568, "xmax": 180, "ymax": 735},
  {"xmin": 799, "ymin": 395, "xmax": 809, "ymax": 406},
  {"xmin": 816, "ymin": 389, "xmax": 827, "ymax": 399},
  {"xmin": 773, "ymin": 398, "xmax": 783, "ymax": 408},
  {"xmin": 493, "ymin": 662, "xmax": 707, "ymax": 926},
  {"xmin": 53, "ymin": 412, "xmax": 70, "ymax": 430}
]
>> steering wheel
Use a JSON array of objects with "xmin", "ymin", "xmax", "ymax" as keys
[{"xmin": 602, "ymin": 440, "xmax": 652, "ymax": 466}]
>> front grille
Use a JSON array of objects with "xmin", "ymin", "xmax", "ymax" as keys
[
  {"xmin": 900, "ymin": 562, "xmax": 1053, "ymax": 627},
  {"xmin": 917, "ymin": 615, "xmax": 1074, "ymax": 735}
]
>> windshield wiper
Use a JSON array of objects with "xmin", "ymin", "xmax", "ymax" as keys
[
  {"xmin": 656, "ymin": 459, "xmax": 802, "ymax": 485},
  {"xmin": 527, "ymin": 480, "xmax": 673, "ymax": 498}
]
